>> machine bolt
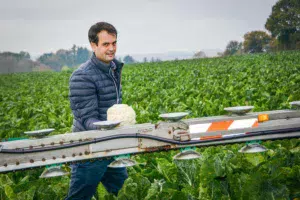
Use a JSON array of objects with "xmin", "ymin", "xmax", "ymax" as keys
[
  {"xmin": 62, "ymin": 155, "xmax": 66, "ymax": 159},
  {"xmin": 59, "ymin": 141, "xmax": 64, "ymax": 145},
  {"xmin": 51, "ymin": 142, "xmax": 55, "ymax": 145},
  {"xmin": 84, "ymin": 151, "xmax": 90, "ymax": 155},
  {"xmin": 72, "ymin": 153, "xmax": 76, "ymax": 157},
  {"xmin": 53, "ymin": 156, "xmax": 56, "ymax": 160},
  {"xmin": 41, "ymin": 144, "xmax": 45, "ymax": 147},
  {"xmin": 4, "ymin": 163, "xmax": 7, "ymax": 167},
  {"xmin": 16, "ymin": 161, "xmax": 20, "ymax": 165},
  {"xmin": 79, "ymin": 153, "xmax": 83, "ymax": 156},
  {"xmin": 70, "ymin": 140, "xmax": 74, "ymax": 143},
  {"xmin": 30, "ymin": 159, "xmax": 34, "ymax": 163},
  {"xmin": 42, "ymin": 158, "xmax": 46, "ymax": 162}
]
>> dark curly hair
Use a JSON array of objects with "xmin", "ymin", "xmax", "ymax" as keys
[{"xmin": 88, "ymin": 22, "xmax": 117, "ymax": 45}]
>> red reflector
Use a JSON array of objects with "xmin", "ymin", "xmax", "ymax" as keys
[{"xmin": 200, "ymin": 135, "xmax": 222, "ymax": 140}]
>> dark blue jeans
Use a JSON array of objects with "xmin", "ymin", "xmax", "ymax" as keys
[{"xmin": 65, "ymin": 159, "xmax": 128, "ymax": 200}]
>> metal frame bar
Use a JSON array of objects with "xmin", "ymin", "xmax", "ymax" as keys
[{"xmin": 0, "ymin": 110, "xmax": 299, "ymax": 173}]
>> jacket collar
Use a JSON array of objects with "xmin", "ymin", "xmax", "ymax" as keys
[{"xmin": 90, "ymin": 53, "xmax": 124, "ymax": 73}]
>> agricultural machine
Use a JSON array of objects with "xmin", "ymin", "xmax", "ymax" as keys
[{"xmin": 1, "ymin": 102, "xmax": 300, "ymax": 178}]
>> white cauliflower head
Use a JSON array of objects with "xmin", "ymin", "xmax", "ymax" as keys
[{"xmin": 107, "ymin": 104, "xmax": 136, "ymax": 126}]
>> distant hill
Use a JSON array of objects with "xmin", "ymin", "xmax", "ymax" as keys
[
  {"xmin": 200, "ymin": 49, "xmax": 223, "ymax": 57},
  {"xmin": 118, "ymin": 49, "xmax": 223, "ymax": 62},
  {"xmin": 0, "ymin": 52, "xmax": 52, "ymax": 74}
]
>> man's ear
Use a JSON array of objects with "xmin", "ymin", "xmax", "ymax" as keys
[{"xmin": 90, "ymin": 42, "xmax": 97, "ymax": 52}]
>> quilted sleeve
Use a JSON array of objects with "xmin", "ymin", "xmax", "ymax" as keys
[{"xmin": 69, "ymin": 69, "xmax": 99, "ymax": 130}]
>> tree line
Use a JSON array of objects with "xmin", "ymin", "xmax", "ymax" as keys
[
  {"xmin": 193, "ymin": 0, "xmax": 300, "ymax": 58},
  {"xmin": 36, "ymin": 45, "xmax": 91, "ymax": 71},
  {"xmin": 0, "ymin": 51, "xmax": 37, "ymax": 74},
  {"xmin": 0, "ymin": 46, "xmax": 91, "ymax": 73},
  {"xmin": 222, "ymin": 0, "xmax": 299, "ymax": 56}
]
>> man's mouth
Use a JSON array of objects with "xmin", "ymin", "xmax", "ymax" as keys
[{"xmin": 106, "ymin": 53, "xmax": 115, "ymax": 57}]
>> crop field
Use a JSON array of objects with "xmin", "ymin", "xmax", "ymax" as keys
[{"xmin": 0, "ymin": 51, "xmax": 299, "ymax": 199}]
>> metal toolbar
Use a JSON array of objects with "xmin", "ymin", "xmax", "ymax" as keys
[{"xmin": 1, "ymin": 109, "xmax": 300, "ymax": 173}]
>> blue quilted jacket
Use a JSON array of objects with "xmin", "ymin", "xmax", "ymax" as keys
[{"xmin": 69, "ymin": 53, "xmax": 124, "ymax": 132}]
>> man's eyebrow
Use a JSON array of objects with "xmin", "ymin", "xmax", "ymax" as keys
[{"xmin": 102, "ymin": 40, "xmax": 117, "ymax": 45}]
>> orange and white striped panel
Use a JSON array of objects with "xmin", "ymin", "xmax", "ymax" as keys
[{"xmin": 189, "ymin": 118, "xmax": 258, "ymax": 134}]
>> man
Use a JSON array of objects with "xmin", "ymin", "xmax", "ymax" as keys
[{"xmin": 66, "ymin": 22, "xmax": 127, "ymax": 200}]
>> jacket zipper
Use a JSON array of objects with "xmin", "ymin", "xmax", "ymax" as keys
[{"xmin": 109, "ymin": 67, "xmax": 120, "ymax": 104}]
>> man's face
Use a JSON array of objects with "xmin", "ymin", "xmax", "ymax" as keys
[{"xmin": 91, "ymin": 30, "xmax": 117, "ymax": 64}]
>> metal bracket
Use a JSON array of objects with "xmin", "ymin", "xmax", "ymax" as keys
[
  {"xmin": 138, "ymin": 121, "xmax": 190, "ymax": 148},
  {"xmin": 173, "ymin": 130, "xmax": 191, "ymax": 141}
]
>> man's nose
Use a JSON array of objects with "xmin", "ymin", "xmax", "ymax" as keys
[{"xmin": 108, "ymin": 44, "xmax": 114, "ymax": 51}]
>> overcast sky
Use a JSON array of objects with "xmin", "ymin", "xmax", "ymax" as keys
[{"xmin": 0, "ymin": 0, "xmax": 277, "ymax": 58}]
